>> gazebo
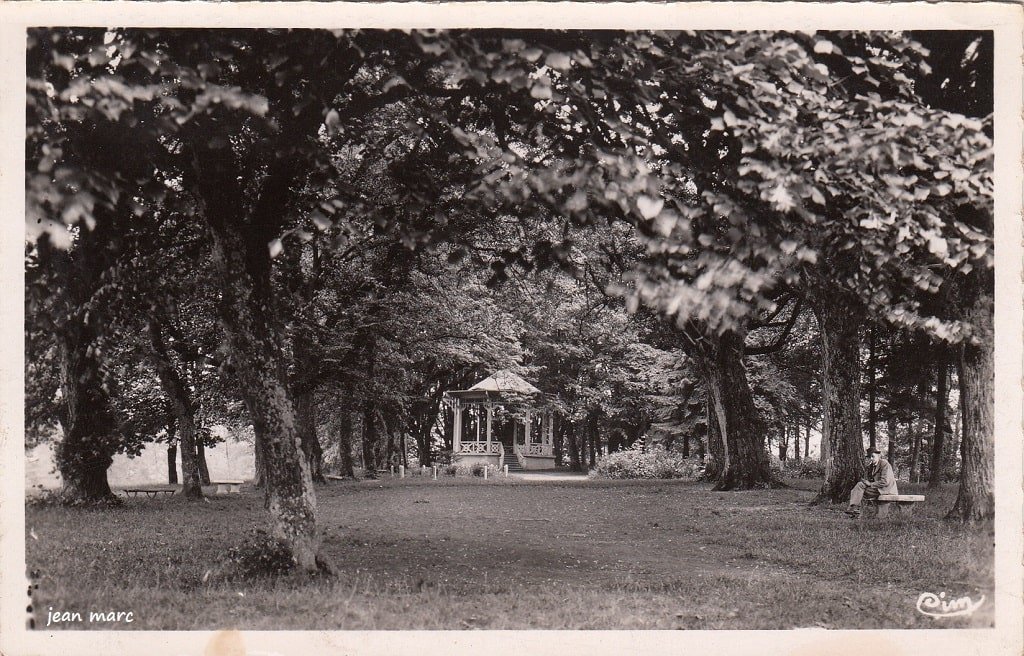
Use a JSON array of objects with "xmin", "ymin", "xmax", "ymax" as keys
[{"xmin": 443, "ymin": 370, "xmax": 556, "ymax": 471}]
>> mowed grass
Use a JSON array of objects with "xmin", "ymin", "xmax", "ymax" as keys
[{"xmin": 25, "ymin": 476, "xmax": 993, "ymax": 630}]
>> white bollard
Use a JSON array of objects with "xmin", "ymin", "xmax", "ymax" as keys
[
  {"xmin": 504, "ymin": 465, "xmax": 509, "ymax": 477},
  {"xmin": 432, "ymin": 465, "xmax": 437, "ymax": 480},
  {"xmin": 399, "ymin": 465, "xmax": 405, "ymax": 479},
  {"xmin": 483, "ymin": 466, "xmax": 488, "ymax": 480}
]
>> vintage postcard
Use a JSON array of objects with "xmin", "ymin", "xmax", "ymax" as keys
[{"xmin": 0, "ymin": 2, "xmax": 1021, "ymax": 655}]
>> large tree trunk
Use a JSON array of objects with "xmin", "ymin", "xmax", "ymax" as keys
[
  {"xmin": 147, "ymin": 319, "xmax": 203, "ymax": 498},
  {"xmin": 253, "ymin": 442, "xmax": 265, "ymax": 489},
  {"xmin": 948, "ymin": 281, "xmax": 994, "ymax": 521},
  {"xmin": 190, "ymin": 134, "xmax": 322, "ymax": 572},
  {"xmin": 293, "ymin": 387, "xmax": 326, "ymax": 484},
  {"xmin": 697, "ymin": 329, "xmax": 775, "ymax": 490},
  {"xmin": 54, "ymin": 324, "xmax": 118, "ymax": 503},
  {"xmin": 811, "ymin": 295, "xmax": 865, "ymax": 504},
  {"xmin": 43, "ymin": 216, "xmax": 123, "ymax": 504},
  {"xmin": 702, "ymin": 397, "xmax": 724, "ymax": 482},
  {"xmin": 793, "ymin": 424, "xmax": 801, "ymax": 461},
  {"xmin": 336, "ymin": 409, "xmax": 356, "ymax": 478},
  {"xmin": 928, "ymin": 354, "xmax": 950, "ymax": 489}
]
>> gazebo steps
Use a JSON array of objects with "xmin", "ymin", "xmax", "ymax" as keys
[{"xmin": 503, "ymin": 448, "xmax": 525, "ymax": 472}]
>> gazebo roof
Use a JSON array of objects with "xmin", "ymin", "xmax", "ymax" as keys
[{"xmin": 445, "ymin": 369, "xmax": 542, "ymax": 402}]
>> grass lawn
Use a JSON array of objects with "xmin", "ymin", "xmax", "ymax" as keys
[{"xmin": 25, "ymin": 476, "xmax": 993, "ymax": 630}]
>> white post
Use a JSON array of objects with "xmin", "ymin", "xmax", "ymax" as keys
[
  {"xmin": 476, "ymin": 406, "xmax": 481, "ymax": 441},
  {"xmin": 453, "ymin": 399, "xmax": 462, "ymax": 454},
  {"xmin": 524, "ymin": 410, "xmax": 532, "ymax": 448},
  {"xmin": 504, "ymin": 465, "xmax": 508, "ymax": 477},
  {"xmin": 432, "ymin": 465, "xmax": 437, "ymax": 480},
  {"xmin": 399, "ymin": 465, "xmax": 405, "ymax": 479},
  {"xmin": 483, "ymin": 465, "xmax": 488, "ymax": 480}
]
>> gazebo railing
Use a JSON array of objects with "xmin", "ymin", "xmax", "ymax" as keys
[
  {"xmin": 458, "ymin": 441, "xmax": 503, "ymax": 455},
  {"xmin": 514, "ymin": 442, "xmax": 554, "ymax": 458},
  {"xmin": 524, "ymin": 443, "xmax": 553, "ymax": 456}
]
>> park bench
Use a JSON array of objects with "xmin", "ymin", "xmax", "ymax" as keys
[
  {"xmin": 868, "ymin": 494, "xmax": 925, "ymax": 518},
  {"xmin": 212, "ymin": 480, "xmax": 244, "ymax": 494},
  {"xmin": 122, "ymin": 488, "xmax": 176, "ymax": 499}
]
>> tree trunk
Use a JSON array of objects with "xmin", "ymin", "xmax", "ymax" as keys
[
  {"xmin": 147, "ymin": 318, "xmax": 202, "ymax": 497},
  {"xmin": 867, "ymin": 326, "xmax": 877, "ymax": 449},
  {"xmin": 192, "ymin": 141, "xmax": 321, "ymax": 572},
  {"xmin": 820, "ymin": 412, "xmax": 831, "ymax": 463},
  {"xmin": 54, "ymin": 325, "xmax": 118, "ymax": 503},
  {"xmin": 778, "ymin": 425, "xmax": 788, "ymax": 461},
  {"xmin": 886, "ymin": 416, "xmax": 897, "ymax": 468},
  {"xmin": 909, "ymin": 414, "xmax": 924, "ymax": 483},
  {"xmin": 702, "ymin": 396, "xmax": 724, "ymax": 482},
  {"xmin": 804, "ymin": 424, "xmax": 810, "ymax": 462},
  {"xmin": 416, "ymin": 420, "xmax": 433, "ymax": 467},
  {"xmin": 698, "ymin": 329, "xmax": 775, "ymax": 490},
  {"xmin": 336, "ymin": 409, "xmax": 356, "ymax": 478},
  {"xmin": 793, "ymin": 424, "xmax": 801, "ymax": 461},
  {"xmin": 361, "ymin": 400, "xmax": 379, "ymax": 478},
  {"xmin": 811, "ymin": 295, "xmax": 865, "ymax": 504},
  {"xmin": 567, "ymin": 422, "xmax": 582, "ymax": 472},
  {"xmin": 928, "ymin": 354, "xmax": 949, "ymax": 489},
  {"xmin": 253, "ymin": 442, "xmax": 265, "ymax": 488},
  {"xmin": 587, "ymin": 408, "xmax": 599, "ymax": 469},
  {"xmin": 293, "ymin": 387, "xmax": 326, "ymax": 484},
  {"xmin": 948, "ymin": 281, "xmax": 994, "ymax": 521},
  {"xmin": 167, "ymin": 442, "xmax": 179, "ymax": 485}
]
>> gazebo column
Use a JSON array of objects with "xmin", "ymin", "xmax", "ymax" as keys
[
  {"xmin": 486, "ymin": 403, "xmax": 493, "ymax": 453},
  {"xmin": 453, "ymin": 400, "xmax": 462, "ymax": 454},
  {"xmin": 524, "ymin": 410, "xmax": 532, "ymax": 450}
]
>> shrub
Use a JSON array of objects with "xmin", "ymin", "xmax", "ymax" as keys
[
  {"xmin": 787, "ymin": 459, "xmax": 826, "ymax": 479},
  {"xmin": 216, "ymin": 528, "xmax": 296, "ymax": 577},
  {"xmin": 590, "ymin": 445, "xmax": 700, "ymax": 480},
  {"xmin": 217, "ymin": 529, "xmax": 296, "ymax": 580},
  {"xmin": 441, "ymin": 463, "xmax": 496, "ymax": 478}
]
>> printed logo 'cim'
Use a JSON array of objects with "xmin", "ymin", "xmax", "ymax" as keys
[{"xmin": 916, "ymin": 592, "xmax": 985, "ymax": 618}]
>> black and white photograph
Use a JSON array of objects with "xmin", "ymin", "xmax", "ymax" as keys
[{"xmin": 1, "ymin": 3, "xmax": 1021, "ymax": 655}]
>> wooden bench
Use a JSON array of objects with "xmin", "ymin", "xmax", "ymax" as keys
[
  {"xmin": 212, "ymin": 480, "xmax": 244, "ymax": 494},
  {"xmin": 869, "ymin": 494, "xmax": 925, "ymax": 517},
  {"xmin": 122, "ymin": 488, "xmax": 177, "ymax": 499}
]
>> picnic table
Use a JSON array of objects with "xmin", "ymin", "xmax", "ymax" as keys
[{"xmin": 122, "ymin": 488, "xmax": 177, "ymax": 499}]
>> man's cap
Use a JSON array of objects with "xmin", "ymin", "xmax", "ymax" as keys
[{"xmin": 865, "ymin": 447, "xmax": 881, "ymax": 455}]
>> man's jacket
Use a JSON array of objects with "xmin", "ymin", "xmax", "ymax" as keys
[{"xmin": 865, "ymin": 459, "xmax": 898, "ymax": 494}]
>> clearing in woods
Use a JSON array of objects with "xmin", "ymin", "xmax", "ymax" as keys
[{"xmin": 25, "ymin": 477, "xmax": 993, "ymax": 630}]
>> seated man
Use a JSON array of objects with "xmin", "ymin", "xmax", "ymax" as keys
[{"xmin": 846, "ymin": 447, "xmax": 898, "ymax": 518}]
